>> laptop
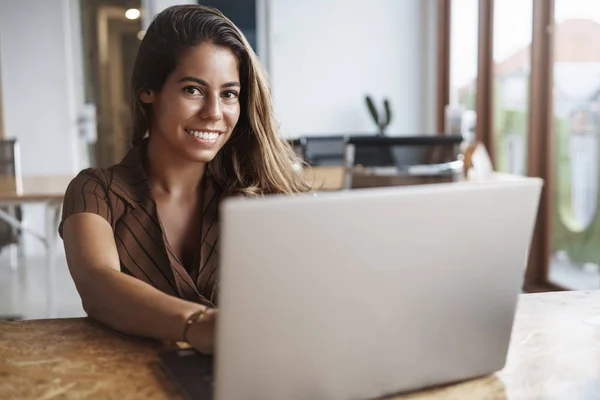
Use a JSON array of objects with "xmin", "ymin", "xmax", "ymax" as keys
[{"xmin": 159, "ymin": 177, "xmax": 543, "ymax": 400}]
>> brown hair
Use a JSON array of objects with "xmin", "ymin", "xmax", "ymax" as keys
[{"xmin": 130, "ymin": 5, "xmax": 308, "ymax": 195}]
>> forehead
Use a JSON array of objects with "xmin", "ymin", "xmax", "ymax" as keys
[{"xmin": 172, "ymin": 42, "xmax": 240, "ymax": 82}]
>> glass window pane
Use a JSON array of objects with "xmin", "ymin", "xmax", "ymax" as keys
[
  {"xmin": 549, "ymin": 0, "xmax": 600, "ymax": 289},
  {"xmin": 492, "ymin": 0, "xmax": 532, "ymax": 175},
  {"xmin": 450, "ymin": 1, "xmax": 478, "ymax": 111}
]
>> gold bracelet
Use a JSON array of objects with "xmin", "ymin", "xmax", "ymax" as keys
[{"xmin": 182, "ymin": 308, "xmax": 207, "ymax": 343}]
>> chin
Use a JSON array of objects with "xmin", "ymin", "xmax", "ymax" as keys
[{"xmin": 184, "ymin": 148, "xmax": 220, "ymax": 163}]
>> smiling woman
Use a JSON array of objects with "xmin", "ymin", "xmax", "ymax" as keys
[
  {"xmin": 58, "ymin": 5, "xmax": 309, "ymax": 354},
  {"xmin": 138, "ymin": 43, "xmax": 242, "ymax": 164}
]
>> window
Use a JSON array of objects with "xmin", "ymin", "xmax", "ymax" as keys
[
  {"xmin": 492, "ymin": 0, "xmax": 533, "ymax": 175},
  {"xmin": 549, "ymin": 0, "xmax": 600, "ymax": 289},
  {"xmin": 440, "ymin": 0, "xmax": 600, "ymax": 291},
  {"xmin": 449, "ymin": 0, "xmax": 479, "ymax": 111}
]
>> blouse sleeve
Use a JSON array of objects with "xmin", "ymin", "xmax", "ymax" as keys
[{"xmin": 59, "ymin": 168, "xmax": 113, "ymax": 238}]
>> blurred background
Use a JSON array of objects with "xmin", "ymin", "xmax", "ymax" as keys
[{"xmin": 0, "ymin": 0, "xmax": 599, "ymax": 320}]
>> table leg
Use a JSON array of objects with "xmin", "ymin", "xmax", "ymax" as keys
[
  {"xmin": 45, "ymin": 201, "xmax": 62, "ymax": 318},
  {"xmin": 9, "ymin": 243, "xmax": 18, "ymax": 271}
]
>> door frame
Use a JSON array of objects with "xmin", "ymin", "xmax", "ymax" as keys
[{"xmin": 96, "ymin": 5, "xmax": 141, "ymax": 166}]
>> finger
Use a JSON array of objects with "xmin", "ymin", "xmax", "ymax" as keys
[
  {"xmin": 198, "ymin": 308, "xmax": 217, "ymax": 323},
  {"xmin": 204, "ymin": 308, "xmax": 217, "ymax": 316}
]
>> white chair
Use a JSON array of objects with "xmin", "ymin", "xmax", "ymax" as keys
[{"xmin": 0, "ymin": 139, "xmax": 25, "ymax": 270}]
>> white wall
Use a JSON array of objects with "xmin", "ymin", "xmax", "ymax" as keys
[
  {"xmin": 0, "ymin": 0, "xmax": 81, "ymax": 175},
  {"xmin": 0, "ymin": 0, "xmax": 84, "ymax": 256},
  {"xmin": 267, "ymin": 0, "xmax": 437, "ymax": 137}
]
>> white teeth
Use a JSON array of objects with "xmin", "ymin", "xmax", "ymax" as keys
[{"xmin": 186, "ymin": 130, "xmax": 220, "ymax": 140}]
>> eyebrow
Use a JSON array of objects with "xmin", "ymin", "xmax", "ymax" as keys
[{"xmin": 177, "ymin": 76, "xmax": 241, "ymax": 88}]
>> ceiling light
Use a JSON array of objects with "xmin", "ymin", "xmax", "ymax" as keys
[{"xmin": 125, "ymin": 8, "xmax": 141, "ymax": 20}]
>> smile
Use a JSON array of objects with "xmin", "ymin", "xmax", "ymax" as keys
[{"xmin": 185, "ymin": 129, "xmax": 222, "ymax": 142}]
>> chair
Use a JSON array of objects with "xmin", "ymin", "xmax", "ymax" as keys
[
  {"xmin": 300, "ymin": 135, "xmax": 346, "ymax": 166},
  {"xmin": 343, "ymin": 135, "xmax": 464, "ymax": 189},
  {"xmin": 0, "ymin": 139, "xmax": 24, "ymax": 270},
  {"xmin": 289, "ymin": 137, "xmax": 306, "ymax": 159}
]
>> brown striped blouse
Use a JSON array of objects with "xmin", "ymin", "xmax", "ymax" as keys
[{"xmin": 58, "ymin": 141, "xmax": 221, "ymax": 307}]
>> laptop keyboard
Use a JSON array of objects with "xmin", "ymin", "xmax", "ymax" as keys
[{"xmin": 158, "ymin": 348, "xmax": 214, "ymax": 399}]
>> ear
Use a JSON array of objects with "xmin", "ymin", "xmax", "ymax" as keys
[{"xmin": 139, "ymin": 89, "xmax": 154, "ymax": 104}]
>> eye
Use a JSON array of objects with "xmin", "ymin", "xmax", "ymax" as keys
[
  {"xmin": 183, "ymin": 86, "xmax": 202, "ymax": 96},
  {"xmin": 222, "ymin": 90, "xmax": 239, "ymax": 100}
]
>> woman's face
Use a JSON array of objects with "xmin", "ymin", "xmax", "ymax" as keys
[{"xmin": 141, "ymin": 42, "xmax": 241, "ymax": 163}]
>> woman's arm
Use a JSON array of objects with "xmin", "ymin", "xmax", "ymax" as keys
[{"xmin": 62, "ymin": 212, "xmax": 215, "ymax": 352}]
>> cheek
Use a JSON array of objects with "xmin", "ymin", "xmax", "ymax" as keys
[
  {"xmin": 156, "ymin": 96, "xmax": 200, "ymax": 127},
  {"xmin": 224, "ymin": 104, "xmax": 241, "ymax": 130}
]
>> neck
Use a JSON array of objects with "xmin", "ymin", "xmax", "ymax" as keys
[{"xmin": 145, "ymin": 135, "xmax": 206, "ymax": 196}]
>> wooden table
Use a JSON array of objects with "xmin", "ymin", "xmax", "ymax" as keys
[
  {"xmin": 0, "ymin": 175, "xmax": 72, "ymax": 317},
  {"xmin": 0, "ymin": 175, "xmax": 72, "ymax": 202},
  {"xmin": 1, "ymin": 291, "xmax": 599, "ymax": 399},
  {"xmin": 303, "ymin": 166, "xmax": 345, "ymax": 191}
]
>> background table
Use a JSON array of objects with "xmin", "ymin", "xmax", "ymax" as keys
[{"xmin": 0, "ymin": 175, "xmax": 72, "ymax": 317}]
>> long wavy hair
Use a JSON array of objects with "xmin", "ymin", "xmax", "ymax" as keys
[{"xmin": 130, "ymin": 5, "xmax": 308, "ymax": 195}]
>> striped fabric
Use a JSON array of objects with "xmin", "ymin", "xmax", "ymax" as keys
[{"xmin": 59, "ymin": 141, "xmax": 221, "ymax": 307}]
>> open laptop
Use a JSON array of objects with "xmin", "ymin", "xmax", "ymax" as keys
[{"xmin": 159, "ymin": 177, "xmax": 543, "ymax": 400}]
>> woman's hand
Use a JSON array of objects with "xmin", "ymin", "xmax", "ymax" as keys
[{"xmin": 186, "ymin": 308, "xmax": 218, "ymax": 354}]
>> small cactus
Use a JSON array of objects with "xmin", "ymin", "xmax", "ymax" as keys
[{"xmin": 365, "ymin": 95, "xmax": 393, "ymax": 136}]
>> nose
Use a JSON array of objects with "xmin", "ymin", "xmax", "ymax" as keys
[{"xmin": 199, "ymin": 92, "xmax": 223, "ymax": 121}]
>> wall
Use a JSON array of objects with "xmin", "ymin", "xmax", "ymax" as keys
[
  {"xmin": 0, "ymin": 0, "xmax": 85, "ymax": 256},
  {"xmin": 0, "ymin": 0, "xmax": 81, "ymax": 175},
  {"xmin": 267, "ymin": 0, "xmax": 437, "ymax": 137}
]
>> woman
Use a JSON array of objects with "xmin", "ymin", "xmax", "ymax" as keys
[{"xmin": 60, "ymin": 4, "xmax": 308, "ymax": 354}]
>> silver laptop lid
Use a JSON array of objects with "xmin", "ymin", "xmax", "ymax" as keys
[{"xmin": 216, "ymin": 178, "xmax": 542, "ymax": 400}]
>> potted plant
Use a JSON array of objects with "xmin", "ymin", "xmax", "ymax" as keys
[{"xmin": 365, "ymin": 95, "xmax": 392, "ymax": 136}]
